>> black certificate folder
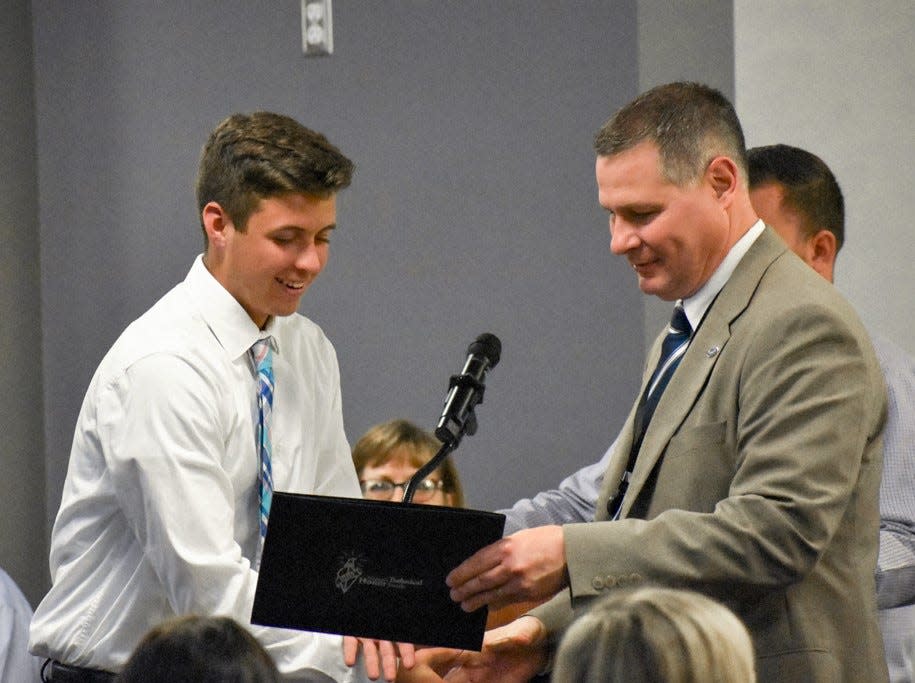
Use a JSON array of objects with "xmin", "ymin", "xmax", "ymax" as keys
[{"xmin": 251, "ymin": 491, "xmax": 506, "ymax": 650}]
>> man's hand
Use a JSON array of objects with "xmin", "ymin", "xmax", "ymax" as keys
[
  {"xmin": 446, "ymin": 526, "xmax": 567, "ymax": 612},
  {"xmin": 417, "ymin": 616, "xmax": 548, "ymax": 683},
  {"xmin": 344, "ymin": 636, "xmax": 416, "ymax": 681}
]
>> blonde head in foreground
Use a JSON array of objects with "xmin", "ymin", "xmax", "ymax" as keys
[{"xmin": 553, "ymin": 586, "xmax": 756, "ymax": 683}]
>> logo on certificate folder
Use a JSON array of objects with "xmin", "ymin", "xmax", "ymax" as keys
[
  {"xmin": 334, "ymin": 552, "xmax": 426, "ymax": 595},
  {"xmin": 335, "ymin": 555, "xmax": 364, "ymax": 594}
]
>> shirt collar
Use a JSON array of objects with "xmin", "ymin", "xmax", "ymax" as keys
[
  {"xmin": 680, "ymin": 220, "xmax": 765, "ymax": 331},
  {"xmin": 185, "ymin": 255, "xmax": 280, "ymax": 361}
]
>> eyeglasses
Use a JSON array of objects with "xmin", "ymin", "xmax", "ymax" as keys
[{"xmin": 359, "ymin": 478, "xmax": 447, "ymax": 503}]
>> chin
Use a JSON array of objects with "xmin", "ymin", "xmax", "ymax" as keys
[
  {"xmin": 637, "ymin": 275, "xmax": 674, "ymax": 299},
  {"xmin": 265, "ymin": 301, "xmax": 300, "ymax": 319},
  {"xmin": 638, "ymin": 278, "xmax": 662, "ymax": 296}
]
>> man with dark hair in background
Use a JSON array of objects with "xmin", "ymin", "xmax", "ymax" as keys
[
  {"xmin": 749, "ymin": 144, "xmax": 915, "ymax": 682},
  {"xmin": 29, "ymin": 112, "xmax": 411, "ymax": 682},
  {"xmin": 434, "ymin": 83, "xmax": 888, "ymax": 681}
]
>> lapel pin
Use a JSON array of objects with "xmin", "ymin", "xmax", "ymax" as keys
[{"xmin": 706, "ymin": 346, "xmax": 720, "ymax": 358}]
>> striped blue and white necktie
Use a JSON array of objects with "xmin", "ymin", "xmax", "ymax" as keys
[{"xmin": 251, "ymin": 339, "xmax": 275, "ymax": 556}]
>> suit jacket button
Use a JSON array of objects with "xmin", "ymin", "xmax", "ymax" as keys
[
  {"xmin": 605, "ymin": 575, "xmax": 618, "ymax": 588},
  {"xmin": 591, "ymin": 576, "xmax": 605, "ymax": 590},
  {"xmin": 629, "ymin": 573, "xmax": 643, "ymax": 583}
]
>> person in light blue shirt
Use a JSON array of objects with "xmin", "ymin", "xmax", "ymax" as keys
[{"xmin": 1, "ymin": 568, "xmax": 42, "ymax": 681}]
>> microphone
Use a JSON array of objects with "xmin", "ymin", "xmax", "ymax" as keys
[
  {"xmin": 402, "ymin": 333, "xmax": 501, "ymax": 503},
  {"xmin": 434, "ymin": 333, "xmax": 501, "ymax": 447}
]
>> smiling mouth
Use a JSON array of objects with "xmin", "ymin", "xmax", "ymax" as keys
[{"xmin": 276, "ymin": 277, "xmax": 306, "ymax": 290}]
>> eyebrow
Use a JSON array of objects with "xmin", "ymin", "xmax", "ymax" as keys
[
  {"xmin": 619, "ymin": 202, "xmax": 662, "ymax": 212},
  {"xmin": 270, "ymin": 223, "xmax": 337, "ymax": 234}
]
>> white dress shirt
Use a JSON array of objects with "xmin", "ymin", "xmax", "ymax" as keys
[{"xmin": 29, "ymin": 256, "xmax": 363, "ymax": 680}]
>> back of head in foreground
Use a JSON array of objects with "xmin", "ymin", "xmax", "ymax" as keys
[
  {"xmin": 552, "ymin": 586, "xmax": 756, "ymax": 683},
  {"xmin": 115, "ymin": 615, "xmax": 282, "ymax": 683}
]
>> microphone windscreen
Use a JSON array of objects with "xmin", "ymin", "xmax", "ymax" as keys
[{"xmin": 468, "ymin": 333, "xmax": 501, "ymax": 368}]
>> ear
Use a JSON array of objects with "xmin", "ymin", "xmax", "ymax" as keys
[
  {"xmin": 202, "ymin": 201, "xmax": 233, "ymax": 253},
  {"xmin": 807, "ymin": 229, "xmax": 837, "ymax": 282},
  {"xmin": 705, "ymin": 156, "xmax": 740, "ymax": 205}
]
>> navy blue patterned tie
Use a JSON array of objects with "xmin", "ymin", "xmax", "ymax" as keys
[
  {"xmin": 608, "ymin": 303, "xmax": 693, "ymax": 519},
  {"xmin": 640, "ymin": 302, "xmax": 692, "ymax": 426}
]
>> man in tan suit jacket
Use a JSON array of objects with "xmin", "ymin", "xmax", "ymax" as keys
[{"xmin": 434, "ymin": 83, "xmax": 887, "ymax": 682}]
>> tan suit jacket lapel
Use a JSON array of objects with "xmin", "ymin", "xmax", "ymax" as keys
[{"xmin": 616, "ymin": 228, "xmax": 787, "ymax": 519}]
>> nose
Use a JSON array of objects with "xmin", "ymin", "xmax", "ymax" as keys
[
  {"xmin": 609, "ymin": 217, "xmax": 639, "ymax": 255},
  {"xmin": 368, "ymin": 482, "xmax": 408, "ymax": 501},
  {"xmin": 386, "ymin": 483, "xmax": 408, "ymax": 499},
  {"xmin": 294, "ymin": 242, "xmax": 323, "ymax": 273}
]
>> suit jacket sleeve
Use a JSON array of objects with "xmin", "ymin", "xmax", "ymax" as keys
[{"xmin": 499, "ymin": 440, "xmax": 615, "ymax": 535}]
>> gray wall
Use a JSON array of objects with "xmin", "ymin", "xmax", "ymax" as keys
[
  {"xmin": 11, "ymin": 2, "xmax": 906, "ymax": 611},
  {"xmin": 20, "ymin": 1, "xmax": 646, "ymax": 604},
  {"xmin": 735, "ymin": 1, "xmax": 915, "ymax": 354},
  {"xmin": 1, "ymin": 0, "xmax": 48, "ymax": 608}
]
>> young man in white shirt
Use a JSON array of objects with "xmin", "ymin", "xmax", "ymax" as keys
[{"xmin": 30, "ymin": 112, "xmax": 411, "ymax": 683}]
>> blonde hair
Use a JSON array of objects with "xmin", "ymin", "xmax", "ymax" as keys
[
  {"xmin": 553, "ymin": 586, "xmax": 756, "ymax": 683},
  {"xmin": 351, "ymin": 419, "xmax": 465, "ymax": 507}
]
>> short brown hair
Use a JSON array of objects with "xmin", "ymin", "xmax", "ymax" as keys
[
  {"xmin": 594, "ymin": 82, "xmax": 747, "ymax": 187},
  {"xmin": 195, "ymin": 112, "xmax": 354, "ymax": 239}
]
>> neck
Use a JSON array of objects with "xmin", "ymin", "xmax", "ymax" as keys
[{"xmin": 727, "ymin": 195, "xmax": 760, "ymax": 247}]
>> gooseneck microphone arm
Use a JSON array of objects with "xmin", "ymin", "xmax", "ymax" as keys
[{"xmin": 402, "ymin": 440, "xmax": 457, "ymax": 504}]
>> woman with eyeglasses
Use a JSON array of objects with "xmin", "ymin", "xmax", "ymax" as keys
[
  {"xmin": 353, "ymin": 419, "xmax": 543, "ymax": 681},
  {"xmin": 352, "ymin": 419, "xmax": 464, "ymax": 508}
]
